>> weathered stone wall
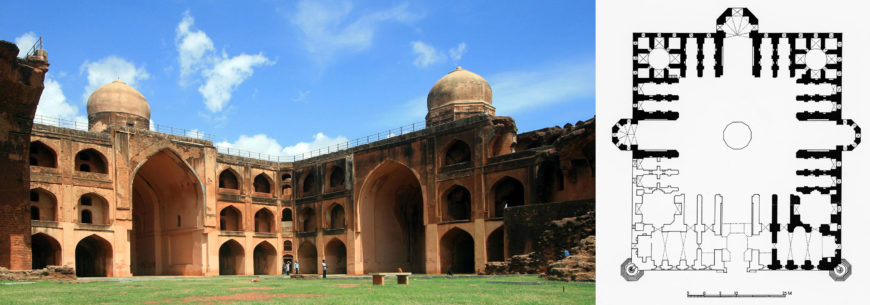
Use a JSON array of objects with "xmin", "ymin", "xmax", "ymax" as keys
[
  {"xmin": 0, "ymin": 40, "xmax": 47, "ymax": 270},
  {"xmin": 504, "ymin": 200, "xmax": 594, "ymax": 257}
]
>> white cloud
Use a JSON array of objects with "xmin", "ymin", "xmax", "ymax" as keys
[
  {"xmin": 290, "ymin": 0, "xmax": 418, "ymax": 61},
  {"xmin": 217, "ymin": 132, "xmax": 349, "ymax": 158},
  {"xmin": 80, "ymin": 56, "xmax": 150, "ymax": 102},
  {"xmin": 411, "ymin": 41, "xmax": 444, "ymax": 68},
  {"xmin": 281, "ymin": 132, "xmax": 348, "ymax": 156},
  {"xmin": 14, "ymin": 32, "xmax": 38, "ymax": 58},
  {"xmin": 198, "ymin": 53, "xmax": 273, "ymax": 112},
  {"xmin": 176, "ymin": 11, "xmax": 215, "ymax": 82},
  {"xmin": 34, "ymin": 74, "xmax": 88, "ymax": 130},
  {"xmin": 175, "ymin": 11, "xmax": 274, "ymax": 113},
  {"xmin": 489, "ymin": 62, "xmax": 594, "ymax": 115},
  {"xmin": 449, "ymin": 42, "xmax": 467, "ymax": 62}
]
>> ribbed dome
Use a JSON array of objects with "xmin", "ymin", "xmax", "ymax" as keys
[
  {"xmin": 427, "ymin": 67, "xmax": 492, "ymax": 110},
  {"xmin": 86, "ymin": 80, "xmax": 150, "ymax": 120}
]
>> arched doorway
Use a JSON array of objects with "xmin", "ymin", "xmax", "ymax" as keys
[
  {"xmin": 218, "ymin": 240, "xmax": 244, "ymax": 275},
  {"xmin": 75, "ymin": 235, "xmax": 112, "ymax": 277},
  {"xmin": 325, "ymin": 239, "xmax": 347, "ymax": 274},
  {"xmin": 486, "ymin": 226, "xmax": 505, "ymax": 262},
  {"xmin": 298, "ymin": 241, "xmax": 317, "ymax": 274},
  {"xmin": 32, "ymin": 233, "xmax": 61, "ymax": 269},
  {"xmin": 358, "ymin": 161, "xmax": 425, "ymax": 273},
  {"xmin": 253, "ymin": 242, "xmax": 277, "ymax": 275},
  {"xmin": 440, "ymin": 228, "xmax": 474, "ymax": 274},
  {"xmin": 131, "ymin": 149, "xmax": 204, "ymax": 276}
]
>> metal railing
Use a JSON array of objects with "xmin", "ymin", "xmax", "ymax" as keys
[
  {"xmin": 150, "ymin": 123, "xmax": 214, "ymax": 141},
  {"xmin": 32, "ymin": 115, "xmax": 88, "ymax": 131},
  {"xmin": 32, "ymin": 114, "xmax": 214, "ymax": 141},
  {"xmin": 218, "ymin": 121, "xmax": 427, "ymax": 162},
  {"xmin": 33, "ymin": 114, "xmax": 430, "ymax": 163}
]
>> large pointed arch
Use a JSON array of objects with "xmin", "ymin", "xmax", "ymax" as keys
[
  {"xmin": 298, "ymin": 240, "xmax": 318, "ymax": 274},
  {"xmin": 218, "ymin": 239, "xmax": 244, "ymax": 275},
  {"xmin": 253, "ymin": 241, "xmax": 278, "ymax": 275},
  {"xmin": 325, "ymin": 238, "xmax": 347, "ymax": 274},
  {"xmin": 31, "ymin": 233, "xmax": 61, "ymax": 269},
  {"xmin": 439, "ymin": 227, "xmax": 475, "ymax": 274},
  {"xmin": 75, "ymin": 234, "xmax": 113, "ymax": 277},
  {"xmin": 130, "ymin": 148, "xmax": 204, "ymax": 276},
  {"xmin": 357, "ymin": 160, "xmax": 426, "ymax": 273}
]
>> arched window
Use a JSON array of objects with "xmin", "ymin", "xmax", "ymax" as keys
[
  {"xmin": 443, "ymin": 185, "xmax": 471, "ymax": 221},
  {"xmin": 283, "ymin": 240, "xmax": 292, "ymax": 251},
  {"xmin": 79, "ymin": 194, "xmax": 108, "ymax": 225},
  {"xmin": 329, "ymin": 204, "xmax": 345, "ymax": 229},
  {"xmin": 302, "ymin": 173, "xmax": 315, "ymax": 195},
  {"xmin": 29, "ymin": 189, "xmax": 57, "ymax": 221},
  {"xmin": 281, "ymin": 173, "xmax": 291, "ymax": 182},
  {"xmin": 219, "ymin": 169, "xmax": 239, "ymax": 190},
  {"xmin": 445, "ymin": 140, "xmax": 471, "ymax": 165},
  {"xmin": 220, "ymin": 206, "xmax": 242, "ymax": 231},
  {"xmin": 75, "ymin": 149, "xmax": 108, "ymax": 174},
  {"xmin": 253, "ymin": 174, "xmax": 271, "ymax": 194},
  {"xmin": 29, "ymin": 141, "xmax": 57, "ymax": 168},
  {"xmin": 329, "ymin": 166, "xmax": 345, "ymax": 189},
  {"xmin": 254, "ymin": 209, "xmax": 274, "ymax": 233},
  {"xmin": 81, "ymin": 210, "xmax": 93, "ymax": 224},
  {"xmin": 281, "ymin": 208, "xmax": 293, "ymax": 222},
  {"xmin": 30, "ymin": 206, "xmax": 40, "ymax": 220},
  {"xmin": 300, "ymin": 207, "xmax": 315, "ymax": 232},
  {"xmin": 491, "ymin": 177, "xmax": 525, "ymax": 218}
]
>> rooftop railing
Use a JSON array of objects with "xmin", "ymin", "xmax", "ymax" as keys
[
  {"xmin": 32, "ymin": 114, "xmax": 430, "ymax": 163},
  {"xmin": 217, "ymin": 121, "xmax": 427, "ymax": 162},
  {"xmin": 32, "ymin": 115, "xmax": 215, "ymax": 141},
  {"xmin": 32, "ymin": 115, "xmax": 88, "ymax": 131}
]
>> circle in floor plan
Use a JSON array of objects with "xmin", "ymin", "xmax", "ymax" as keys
[
  {"xmin": 723, "ymin": 121, "xmax": 752, "ymax": 150},
  {"xmin": 648, "ymin": 48, "xmax": 670, "ymax": 70},
  {"xmin": 805, "ymin": 49, "xmax": 827, "ymax": 70}
]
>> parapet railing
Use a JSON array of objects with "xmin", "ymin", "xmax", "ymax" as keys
[
  {"xmin": 32, "ymin": 115, "xmax": 88, "ymax": 131},
  {"xmin": 217, "ymin": 121, "xmax": 427, "ymax": 162},
  {"xmin": 33, "ymin": 114, "xmax": 430, "ymax": 163},
  {"xmin": 32, "ymin": 115, "xmax": 215, "ymax": 141}
]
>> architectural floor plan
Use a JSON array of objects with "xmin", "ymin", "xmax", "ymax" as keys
[{"xmin": 611, "ymin": 7, "xmax": 860, "ymax": 282}]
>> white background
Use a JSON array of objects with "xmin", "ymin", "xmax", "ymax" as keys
[{"xmin": 596, "ymin": 1, "xmax": 870, "ymax": 303}]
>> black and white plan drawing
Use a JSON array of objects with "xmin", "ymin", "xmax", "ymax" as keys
[{"xmin": 598, "ymin": 1, "xmax": 870, "ymax": 303}]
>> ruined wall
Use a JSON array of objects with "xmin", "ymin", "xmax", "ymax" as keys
[
  {"xmin": 504, "ymin": 200, "xmax": 594, "ymax": 257},
  {"xmin": 0, "ymin": 41, "xmax": 47, "ymax": 270}
]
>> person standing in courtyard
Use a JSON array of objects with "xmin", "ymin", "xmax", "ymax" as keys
[
  {"xmin": 283, "ymin": 260, "xmax": 291, "ymax": 275},
  {"xmin": 294, "ymin": 260, "xmax": 299, "ymax": 274},
  {"xmin": 322, "ymin": 259, "xmax": 327, "ymax": 278}
]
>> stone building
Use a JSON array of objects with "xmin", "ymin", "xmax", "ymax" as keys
[{"xmin": 19, "ymin": 63, "xmax": 594, "ymax": 277}]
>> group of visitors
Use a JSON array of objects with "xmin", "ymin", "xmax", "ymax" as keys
[
  {"xmin": 282, "ymin": 260, "xmax": 298, "ymax": 275},
  {"xmin": 282, "ymin": 259, "xmax": 328, "ymax": 278}
]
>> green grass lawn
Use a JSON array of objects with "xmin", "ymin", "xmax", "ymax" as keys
[{"xmin": 0, "ymin": 275, "xmax": 593, "ymax": 304}]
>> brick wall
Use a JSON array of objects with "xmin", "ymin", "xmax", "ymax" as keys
[{"xmin": 0, "ymin": 40, "xmax": 48, "ymax": 270}]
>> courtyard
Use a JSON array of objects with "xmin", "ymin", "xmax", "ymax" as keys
[{"xmin": 0, "ymin": 275, "xmax": 593, "ymax": 304}]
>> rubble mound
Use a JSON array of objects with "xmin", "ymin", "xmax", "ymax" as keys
[
  {"xmin": 482, "ymin": 210, "xmax": 595, "ymax": 281},
  {"xmin": 543, "ymin": 236, "xmax": 595, "ymax": 281},
  {"xmin": 0, "ymin": 266, "xmax": 76, "ymax": 281}
]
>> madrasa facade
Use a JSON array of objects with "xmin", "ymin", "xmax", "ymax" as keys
[{"xmin": 11, "ymin": 50, "xmax": 594, "ymax": 277}]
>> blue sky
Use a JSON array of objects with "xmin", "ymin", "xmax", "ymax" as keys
[{"xmin": 1, "ymin": 0, "xmax": 594, "ymax": 157}]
